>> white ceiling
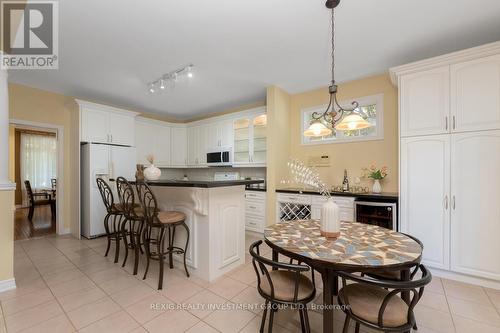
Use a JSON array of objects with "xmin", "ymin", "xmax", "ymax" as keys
[{"xmin": 7, "ymin": 0, "xmax": 500, "ymax": 119}]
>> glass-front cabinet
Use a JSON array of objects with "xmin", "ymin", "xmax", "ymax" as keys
[{"xmin": 233, "ymin": 110, "xmax": 267, "ymax": 166}]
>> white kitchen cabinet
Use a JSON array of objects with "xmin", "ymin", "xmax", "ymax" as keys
[
  {"xmin": 108, "ymin": 112, "xmax": 136, "ymax": 146},
  {"xmin": 233, "ymin": 111, "xmax": 267, "ymax": 166},
  {"xmin": 451, "ymin": 54, "xmax": 500, "ymax": 133},
  {"xmin": 400, "ymin": 66, "xmax": 450, "ymax": 137},
  {"xmin": 400, "ymin": 135, "xmax": 450, "ymax": 270},
  {"xmin": 79, "ymin": 101, "xmax": 137, "ymax": 146},
  {"xmin": 188, "ymin": 125, "xmax": 208, "ymax": 166},
  {"xmin": 310, "ymin": 196, "xmax": 354, "ymax": 222},
  {"xmin": 207, "ymin": 120, "xmax": 233, "ymax": 149},
  {"xmin": 135, "ymin": 120, "xmax": 171, "ymax": 167},
  {"xmin": 450, "ymin": 131, "xmax": 500, "ymax": 280},
  {"xmin": 245, "ymin": 191, "xmax": 266, "ymax": 232},
  {"xmin": 170, "ymin": 127, "xmax": 188, "ymax": 167}
]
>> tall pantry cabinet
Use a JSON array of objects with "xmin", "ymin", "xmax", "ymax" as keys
[{"xmin": 391, "ymin": 42, "xmax": 500, "ymax": 283}]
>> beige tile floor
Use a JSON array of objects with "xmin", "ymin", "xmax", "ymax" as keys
[{"xmin": 1, "ymin": 233, "xmax": 500, "ymax": 333}]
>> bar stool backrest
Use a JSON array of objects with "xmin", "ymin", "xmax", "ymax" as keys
[
  {"xmin": 136, "ymin": 182, "xmax": 158, "ymax": 226},
  {"xmin": 116, "ymin": 177, "xmax": 137, "ymax": 219},
  {"xmin": 96, "ymin": 178, "xmax": 114, "ymax": 213}
]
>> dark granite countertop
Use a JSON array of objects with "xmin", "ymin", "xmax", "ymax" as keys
[
  {"xmin": 276, "ymin": 188, "xmax": 398, "ymax": 201},
  {"xmin": 144, "ymin": 179, "xmax": 264, "ymax": 188}
]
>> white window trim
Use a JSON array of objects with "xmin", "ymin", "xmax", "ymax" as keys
[{"xmin": 301, "ymin": 93, "xmax": 384, "ymax": 145}]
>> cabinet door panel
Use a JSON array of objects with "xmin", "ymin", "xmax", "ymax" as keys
[
  {"xmin": 451, "ymin": 55, "xmax": 500, "ymax": 132},
  {"xmin": 155, "ymin": 126, "xmax": 171, "ymax": 167},
  {"xmin": 82, "ymin": 109, "xmax": 109, "ymax": 143},
  {"xmin": 400, "ymin": 66, "xmax": 450, "ymax": 137},
  {"xmin": 187, "ymin": 127, "xmax": 198, "ymax": 165},
  {"xmin": 451, "ymin": 131, "xmax": 500, "ymax": 280},
  {"xmin": 401, "ymin": 135, "xmax": 450, "ymax": 269},
  {"xmin": 135, "ymin": 122, "xmax": 153, "ymax": 165},
  {"xmin": 171, "ymin": 127, "xmax": 187, "ymax": 166},
  {"xmin": 109, "ymin": 113, "xmax": 135, "ymax": 146}
]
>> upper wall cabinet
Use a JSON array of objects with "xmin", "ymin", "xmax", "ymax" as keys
[
  {"xmin": 451, "ymin": 54, "xmax": 500, "ymax": 133},
  {"xmin": 400, "ymin": 66, "xmax": 450, "ymax": 137},
  {"xmin": 171, "ymin": 127, "xmax": 188, "ymax": 167},
  {"xmin": 78, "ymin": 100, "xmax": 138, "ymax": 146},
  {"xmin": 135, "ymin": 119, "xmax": 172, "ymax": 167},
  {"xmin": 207, "ymin": 120, "xmax": 233, "ymax": 149},
  {"xmin": 233, "ymin": 111, "xmax": 267, "ymax": 166}
]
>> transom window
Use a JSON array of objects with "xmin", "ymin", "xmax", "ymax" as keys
[{"xmin": 301, "ymin": 94, "xmax": 384, "ymax": 145}]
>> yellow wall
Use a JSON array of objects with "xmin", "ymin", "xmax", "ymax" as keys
[
  {"xmin": 0, "ymin": 190, "xmax": 14, "ymax": 282},
  {"xmin": 266, "ymin": 86, "xmax": 291, "ymax": 224},
  {"xmin": 8, "ymin": 125, "xmax": 15, "ymax": 181},
  {"xmin": 8, "ymin": 83, "xmax": 79, "ymax": 232},
  {"xmin": 288, "ymin": 73, "xmax": 398, "ymax": 192}
]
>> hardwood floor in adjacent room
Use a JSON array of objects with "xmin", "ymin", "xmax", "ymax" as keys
[{"xmin": 14, "ymin": 205, "xmax": 56, "ymax": 240}]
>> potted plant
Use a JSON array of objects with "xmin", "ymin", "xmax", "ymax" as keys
[{"xmin": 362, "ymin": 164, "xmax": 388, "ymax": 194}]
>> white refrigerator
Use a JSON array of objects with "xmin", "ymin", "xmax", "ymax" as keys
[{"xmin": 81, "ymin": 143, "xmax": 136, "ymax": 239}]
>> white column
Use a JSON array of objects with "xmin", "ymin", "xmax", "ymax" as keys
[{"xmin": 0, "ymin": 66, "xmax": 14, "ymax": 189}]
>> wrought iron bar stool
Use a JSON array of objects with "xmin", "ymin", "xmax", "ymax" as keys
[
  {"xmin": 116, "ymin": 177, "xmax": 146, "ymax": 275},
  {"xmin": 96, "ymin": 177, "xmax": 125, "ymax": 263},
  {"xmin": 137, "ymin": 181, "xmax": 190, "ymax": 290}
]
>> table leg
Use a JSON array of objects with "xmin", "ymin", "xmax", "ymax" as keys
[
  {"xmin": 401, "ymin": 268, "xmax": 411, "ymax": 304},
  {"xmin": 272, "ymin": 249, "xmax": 278, "ymax": 271},
  {"xmin": 322, "ymin": 269, "xmax": 334, "ymax": 333}
]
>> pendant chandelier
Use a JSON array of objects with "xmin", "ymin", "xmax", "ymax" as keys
[{"xmin": 304, "ymin": 0, "xmax": 372, "ymax": 137}]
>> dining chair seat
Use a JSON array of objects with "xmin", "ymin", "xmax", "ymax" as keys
[
  {"xmin": 338, "ymin": 283, "xmax": 408, "ymax": 328},
  {"xmin": 261, "ymin": 270, "xmax": 315, "ymax": 302},
  {"xmin": 113, "ymin": 203, "xmax": 141, "ymax": 213},
  {"xmin": 157, "ymin": 211, "xmax": 186, "ymax": 224}
]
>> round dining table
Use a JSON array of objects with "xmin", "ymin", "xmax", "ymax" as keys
[{"xmin": 264, "ymin": 219, "xmax": 423, "ymax": 333}]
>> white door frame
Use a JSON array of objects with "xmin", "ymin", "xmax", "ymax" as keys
[{"xmin": 9, "ymin": 118, "xmax": 67, "ymax": 235}]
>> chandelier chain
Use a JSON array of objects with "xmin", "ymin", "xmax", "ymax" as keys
[{"xmin": 331, "ymin": 8, "xmax": 335, "ymax": 85}]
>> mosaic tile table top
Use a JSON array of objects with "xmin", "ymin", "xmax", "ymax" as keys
[{"xmin": 264, "ymin": 220, "xmax": 422, "ymax": 269}]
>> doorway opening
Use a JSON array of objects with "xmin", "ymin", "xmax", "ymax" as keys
[{"xmin": 9, "ymin": 120, "xmax": 64, "ymax": 240}]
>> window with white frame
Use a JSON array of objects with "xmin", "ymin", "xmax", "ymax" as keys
[{"xmin": 301, "ymin": 94, "xmax": 384, "ymax": 145}]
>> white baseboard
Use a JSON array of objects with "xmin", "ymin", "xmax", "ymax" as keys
[
  {"xmin": 0, "ymin": 278, "xmax": 16, "ymax": 293},
  {"xmin": 430, "ymin": 268, "xmax": 500, "ymax": 290}
]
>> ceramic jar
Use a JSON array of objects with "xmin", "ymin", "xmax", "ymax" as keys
[
  {"xmin": 320, "ymin": 197, "xmax": 341, "ymax": 238},
  {"xmin": 144, "ymin": 164, "xmax": 161, "ymax": 181}
]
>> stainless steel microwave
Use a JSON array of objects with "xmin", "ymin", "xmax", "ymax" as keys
[{"xmin": 206, "ymin": 147, "xmax": 233, "ymax": 166}]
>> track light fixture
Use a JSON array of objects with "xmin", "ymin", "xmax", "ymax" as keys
[{"xmin": 148, "ymin": 64, "xmax": 194, "ymax": 94}]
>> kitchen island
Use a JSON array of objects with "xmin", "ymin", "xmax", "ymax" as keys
[{"xmin": 146, "ymin": 179, "xmax": 263, "ymax": 282}]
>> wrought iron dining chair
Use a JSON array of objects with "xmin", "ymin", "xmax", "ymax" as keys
[
  {"xmin": 96, "ymin": 177, "xmax": 125, "ymax": 262},
  {"xmin": 138, "ymin": 181, "xmax": 190, "ymax": 290},
  {"xmin": 249, "ymin": 240, "xmax": 316, "ymax": 333},
  {"xmin": 337, "ymin": 264, "xmax": 431, "ymax": 333},
  {"xmin": 24, "ymin": 180, "xmax": 55, "ymax": 220}
]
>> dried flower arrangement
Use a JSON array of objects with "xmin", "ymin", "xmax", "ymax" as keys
[
  {"xmin": 283, "ymin": 158, "xmax": 331, "ymax": 198},
  {"xmin": 146, "ymin": 154, "xmax": 155, "ymax": 165}
]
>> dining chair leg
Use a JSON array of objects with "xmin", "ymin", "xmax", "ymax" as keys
[
  {"xmin": 333, "ymin": 275, "xmax": 339, "ymax": 296},
  {"xmin": 342, "ymin": 316, "xmax": 350, "ymax": 333},
  {"xmin": 103, "ymin": 214, "xmax": 111, "ymax": 257},
  {"xmin": 268, "ymin": 303, "xmax": 275, "ymax": 333},
  {"xmin": 121, "ymin": 219, "xmax": 130, "ymax": 267},
  {"xmin": 299, "ymin": 307, "xmax": 306, "ymax": 332},
  {"xmin": 168, "ymin": 226, "xmax": 175, "ymax": 269},
  {"xmin": 157, "ymin": 228, "xmax": 166, "ymax": 290},
  {"xmin": 28, "ymin": 205, "xmax": 34, "ymax": 220},
  {"xmin": 354, "ymin": 322, "xmax": 360, "ymax": 333},
  {"xmin": 133, "ymin": 221, "xmax": 142, "ymax": 275},
  {"xmin": 260, "ymin": 300, "xmax": 269, "ymax": 333},
  {"xmin": 302, "ymin": 309, "xmax": 311, "ymax": 333},
  {"xmin": 142, "ymin": 225, "xmax": 151, "ymax": 280},
  {"xmin": 182, "ymin": 221, "xmax": 190, "ymax": 277},
  {"xmin": 114, "ymin": 215, "xmax": 122, "ymax": 263}
]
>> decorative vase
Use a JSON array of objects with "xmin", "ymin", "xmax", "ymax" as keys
[
  {"xmin": 372, "ymin": 179, "xmax": 382, "ymax": 194},
  {"xmin": 135, "ymin": 164, "xmax": 145, "ymax": 182},
  {"xmin": 144, "ymin": 164, "xmax": 161, "ymax": 181},
  {"xmin": 320, "ymin": 197, "xmax": 341, "ymax": 238}
]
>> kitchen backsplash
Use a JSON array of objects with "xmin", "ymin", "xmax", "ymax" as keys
[{"xmin": 159, "ymin": 167, "xmax": 266, "ymax": 181}]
